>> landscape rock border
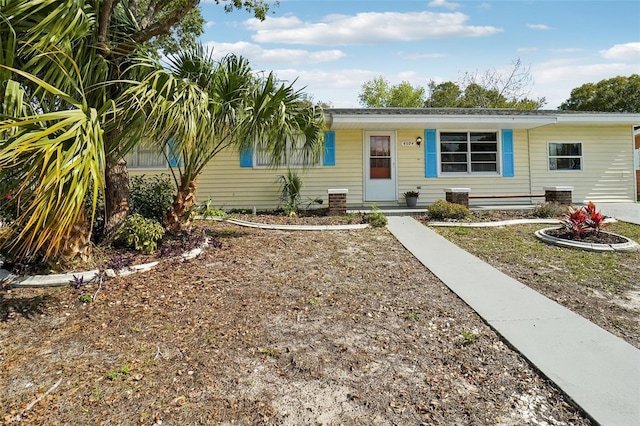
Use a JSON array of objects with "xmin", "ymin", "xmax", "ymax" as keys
[
  {"xmin": 535, "ymin": 227, "xmax": 640, "ymax": 252},
  {"xmin": 2, "ymin": 240, "xmax": 210, "ymax": 289}
]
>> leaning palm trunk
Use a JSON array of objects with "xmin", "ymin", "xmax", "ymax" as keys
[
  {"xmin": 124, "ymin": 48, "xmax": 326, "ymax": 234},
  {"xmin": 59, "ymin": 209, "xmax": 92, "ymax": 261},
  {"xmin": 164, "ymin": 178, "xmax": 197, "ymax": 234}
]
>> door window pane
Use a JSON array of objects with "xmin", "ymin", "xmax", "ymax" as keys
[{"xmin": 370, "ymin": 136, "xmax": 391, "ymax": 179}]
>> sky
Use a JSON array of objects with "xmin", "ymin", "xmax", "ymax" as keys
[{"xmin": 198, "ymin": 0, "xmax": 640, "ymax": 109}]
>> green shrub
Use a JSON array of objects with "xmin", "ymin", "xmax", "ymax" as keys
[
  {"xmin": 366, "ymin": 205, "xmax": 388, "ymax": 227},
  {"xmin": 532, "ymin": 201, "xmax": 565, "ymax": 218},
  {"xmin": 427, "ymin": 199, "xmax": 470, "ymax": 220},
  {"xmin": 118, "ymin": 214, "xmax": 165, "ymax": 254},
  {"xmin": 130, "ymin": 174, "xmax": 175, "ymax": 223},
  {"xmin": 199, "ymin": 198, "xmax": 227, "ymax": 219}
]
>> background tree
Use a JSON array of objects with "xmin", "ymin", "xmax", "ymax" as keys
[
  {"xmin": 358, "ymin": 76, "xmax": 425, "ymax": 107},
  {"xmin": 360, "ymin": 59, "xmax": 545, "ymax": 110},
  {"xmin": 459, "ymin": 58, "xmax": 545, "ymax": 109},
  {"xmin": 559, "ymin": 74, "xmax": 640, "ymax": 112},
  {"xmin": 424, "ymin": 81, "xmax": 462, "ymax": 108}
]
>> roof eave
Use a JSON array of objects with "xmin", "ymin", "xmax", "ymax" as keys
[{"xmin": 328, "ymin": 114, "xmax": 559, "ymax": 130}]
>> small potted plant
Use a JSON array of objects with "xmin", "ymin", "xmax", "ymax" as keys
[{"xmin": 403, "ymin": 190, "xmax": 419, "ymax": 208}]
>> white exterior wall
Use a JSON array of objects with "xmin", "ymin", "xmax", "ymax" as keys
[{"xmin": 528, "ymin": 125, "xmax": 635, "ymax": 204}]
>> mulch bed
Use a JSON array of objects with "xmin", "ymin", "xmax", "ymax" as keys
[
  {"xmin": 543, "ymin": 228, "xmax": 628, "ymax": 244},
  {"xmin": 0, "ymin": 219, "xmax": 591, "ymax": 425}
]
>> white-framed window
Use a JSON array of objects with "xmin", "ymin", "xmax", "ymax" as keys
[
  {"xmin": 125, "ymin": 146, "xmax": 167, "ymax": 169},
  {"xmin": 254, "ymin": 135, "xmax": 320, "ymax": 168},
  {"xmin": 440, "ymin": 131, "xmax": 499, "ymax": 174},
  {"xmin": 548, "ymin": 142, "xmax": 582, "ymax": 171}
]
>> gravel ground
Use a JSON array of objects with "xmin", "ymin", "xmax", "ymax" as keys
[{"xmin": 0, "ymin": 218, "xmax": 592, "ymax": 425}]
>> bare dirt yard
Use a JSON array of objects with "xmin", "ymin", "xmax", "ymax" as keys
[{"xmin": 1, "ymin": 218, "xmax": 593, "ymax": 425}]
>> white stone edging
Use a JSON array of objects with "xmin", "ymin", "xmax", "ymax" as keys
[
  {"xmin": 534, "ymin": 227, "xmax": 640, "ymax": 252},
  {"xmin": 3, "ymin": 238, "xmax": 210, "ymax": 289},
  {"xmin": 428, "ymin": 218, "xmax": 561, "ymax": 227},
  {"xmin": 224, "ymin": 218, "xmax": 369, "ymax": 231},
  {"xmin": 196, "ymin": 216, "xmax": 370, "ymax": 231}
]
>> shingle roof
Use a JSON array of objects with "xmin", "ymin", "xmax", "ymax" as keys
[{"xmin": 325, "ymin": 107, "xmax": 615, "ymax": 116}]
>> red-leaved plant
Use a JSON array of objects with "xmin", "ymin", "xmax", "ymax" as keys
[{"xmin": 560, "ymin": 201, "xmax": 607, "ymax": 239}]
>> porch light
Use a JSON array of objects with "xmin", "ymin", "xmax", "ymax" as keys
[{"xmin": 416, "ymin": 136, "xmax": 422, "ymax": 147}]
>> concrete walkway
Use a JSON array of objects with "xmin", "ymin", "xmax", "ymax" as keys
[
  {"xmin": 386, "ymin": 216, "xmax": 640, "ymax": 426},
  {"xmin": 599, "ymin": 202, "xmax": 640, "ymax": 225}
]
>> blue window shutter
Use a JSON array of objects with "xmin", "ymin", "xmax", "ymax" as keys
[
  {"xmin": 501, "ymin": 129, "xmax": 514, "ymax": 177},
  {"xmin": 168, "ymin": 138, "xmax": 182, "ymax": 167},
  {"xmin": 424, "ymin": 129, "xmax": 437, "ymax": 178},
  {"xmin": 240, "ymin": 146, "xmax": 253, "ymax": 167},
  {"xmin": 323, "ymin": 130, "xmax": 336, "ymax": 166}
]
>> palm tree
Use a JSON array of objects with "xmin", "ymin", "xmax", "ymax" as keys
[
  {"xmin": 0, "ymin": 0, "xmax": 150, "ymax": 260},
  {"xmin": 1, "ymin": 0, "xmax": 273, "ymax": 262},
  {"xmin": 125, "ymin": 46, "xmax": 325, "ymax": 233}
]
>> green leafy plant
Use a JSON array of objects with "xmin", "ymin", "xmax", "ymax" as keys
[
  {"xmin": 78, "ymin": 293, "xmax": 93, "ymax": 303},
  {"xmin": 366, "ymin": 204, "xmax": 388, "ymax": 227},
  {"xmin": 106, "ymin": 364, "xmax": 131, "ymax": 381},
  {"xmin": 461, "ymin": 330, "xmax": 478, "ymax": 346},
  {"xmin": 403, "ymin": 191, "xmax": 419, "ymax": 198},
  {"xmin": 118, "ymin": 214, "xmax": 165, "ymax": 254},
  {"xmin": 405, "ymin": 312, "xmax": 420, "ymax": 320},
  {"xmin": 278, "ymin": 169, "xmax": 303, "ymax": 216},
  {"xmin": 427, "ymin": 199, "xmax": 470, "ymax": 220},
  {"xmin": 130, "ymin": 175, "xmax": 176, "ymax": 223},
  {"xmin": 199, "ymin": 198, "xmax": 227, "ymax": 219}
]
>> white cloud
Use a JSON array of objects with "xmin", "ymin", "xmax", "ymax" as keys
[
  {"xmin": 205, "ymin": 21, "xmax": 215, "ymax": 29},
  {"xmin": 270, "ymin": 68, "xmax": 378, "ymax": 106},
  {"xmin": 532, "ymin": 58, "xmax": 640, "ymax": 107},
  {"xmin": 203, "ymin": 41, "xmax": 346, "ymax": 65},
  {"xmin": 600, "ymin": 42, "xmax": 640, "ymax": 61},
  {"xmin": 527, "ymin": 24, "xmax": 551, "ymax": 30},
  {"xmin": 478, "ymin": 3, "xmax": 492, "ymax": 9},
  {"xmin": 398, "ymin": 51, "xmax": 448, "ymax": 60},
  {"xmin": 517, "ymin": 47, "xmax": 539, "ymax": 54},
  {"xmin": 428, "ymin": 0, "xmax": 460, "ymax": 10},
  {"xmin": 549, "ymin": 48, "xmax": 582, "ymax": 54},
  {"xmin": 246, "ymin": 12, "xmax": 502, "ymax": 45}
]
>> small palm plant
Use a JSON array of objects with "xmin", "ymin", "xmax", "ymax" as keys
[{"xmin": 279, "ymin": 170, "xmax": 303, "ymax": 216}]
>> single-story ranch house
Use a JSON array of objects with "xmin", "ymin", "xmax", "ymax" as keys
[{"xmin": 128, "ymin": 108, "xmax": 640, "ymax": 211}]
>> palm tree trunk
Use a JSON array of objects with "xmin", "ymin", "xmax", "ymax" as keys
[
  {"xmin": 60, "ymin": 209, "xmax": 92, "ymax": 261},
  {"xmin": 165, "ymin": 178, "xmax": 197, "ymax": 234},
  {"xmin": 102, "ymin": 156, "xmax": 130, "ymax": 243}
]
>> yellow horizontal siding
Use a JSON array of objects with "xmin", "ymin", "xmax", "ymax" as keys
[
  {"xmin": 529, "ymin": 125, "xmax": 635, "ymax": 204},
  {"xmin": 194, "ymin": 129, "xmax": 364, "ymax": 210},
  {"xmin": 396, "ymin": 129, "xmax": 532, "ymax": 206},
  {"xmin": 126, "ymin": 124, "xmax": 635, "ymax": 210}
]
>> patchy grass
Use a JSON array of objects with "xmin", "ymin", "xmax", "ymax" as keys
[{"xmin": 433, "ymin": 221, "xmax": 640, "ymax": 347}]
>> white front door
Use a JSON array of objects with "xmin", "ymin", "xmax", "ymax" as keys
[{"xmin": 364, "ymin": 131, "xmax": 397, "ymax": 201}]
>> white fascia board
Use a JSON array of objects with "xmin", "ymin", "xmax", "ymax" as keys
[
  {"xmin": 329, "ymin": 114, "xmax": 558, "ymax": 130},
  {"xmin": 555, "ymin": 114, "xmax": 640, "ymax": 125}
]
